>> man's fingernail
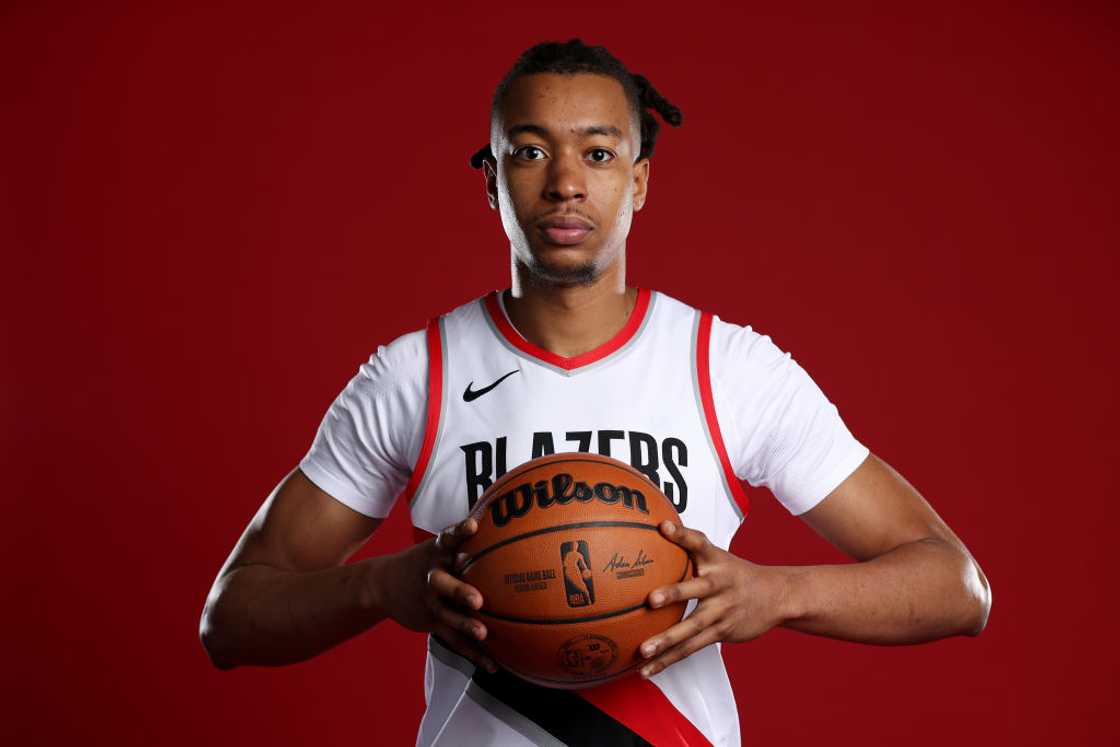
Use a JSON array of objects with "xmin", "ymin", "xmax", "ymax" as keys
[
  {"xmin": 650, "ymin": 593, "xmax": 663, "ymax": 607},
  {"xmin": 641, "ymin": 643, "xmax": 656, "ymax": 657},
  {"xmin": 641, "ymin": 666, "xmax": 652, "ymax": 677},
  {"xmin": 664, "ymin": 522, "xmax": 675, "ymax": 534}
]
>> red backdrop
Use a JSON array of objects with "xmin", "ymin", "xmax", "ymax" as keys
[{"xmin": 4, "ymin": 2, "xmax": 1117, "ymax": 745}]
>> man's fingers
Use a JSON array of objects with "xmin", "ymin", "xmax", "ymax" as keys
[
  {"xmin": 660, "ymin": 521, "xmax": 712, "ymax": 555},
  {"xmin": 453, "ymin": 552, "xmax": 470, "ymax": 574},
  {"xmin": 639, "ymin": 606, "xmax": 719, "ymax": 660},
  {"xmin": 434, "ymin": 517, "xmax": 479, "ymax": 553},
  {"xmin": 428, "ymin": 569, "xmax": 487, "ymax": 640},
  {"xmin": 640, "ymin": 624, "xmax": 724, "ymax": 678},
  {"xmin": 428, "ymin": 568, "xmax": 483, "ymax": 610},
  {"xmin": 434, "ymin": 600, "xmax": 488, "ymax": 641},
  {"xmin": 647, "ymin": 575, "xmax": 717, "ymax": 609},
  {"xmin": 435, "ymin": 630, "xmax": 498, "ymax": 674}
]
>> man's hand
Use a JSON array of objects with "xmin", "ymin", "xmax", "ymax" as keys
[
  {"xmin": 373, "ymin": 517, "xmax": 497, "ymax": 673},
  {"xmin": 633, "ymin": 454, "xmax": 992, "ymax": 678},
  {"xmin": 637, "ymin": 521, "xmax": 789, "ymax": 678}
]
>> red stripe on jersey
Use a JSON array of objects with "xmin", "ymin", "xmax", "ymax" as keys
[
  {"xmin": 412, "ymin": 527, "xmax": 435, "ymax": 545},
  {"xmin": 484, "ymin": 288, "xmax": 652, "ymax": 370},
  {"xmin": 578, "ymin": 676, "xmax": 714, "ymax": 746},
  {"xmin": 401, "ymin": 318, "xmax": 443, "ymax": 507},
  {"xmin": 697, "ymin": 312, "xmax": 750, "ymax": 518}
]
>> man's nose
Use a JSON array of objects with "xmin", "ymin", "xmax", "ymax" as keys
[{"xmin": 543, "ymin": 151, "xmax": 586, "ymax": 202}]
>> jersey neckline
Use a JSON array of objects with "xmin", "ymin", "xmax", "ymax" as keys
[{"xmin": 482, "ymin": 287, "xmax": 653, "ymax": 373}]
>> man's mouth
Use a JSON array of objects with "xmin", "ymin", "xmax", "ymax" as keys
[
  {"xmin": 540, "ymin": 225, "xmax": 593, "ymax": 245},
  {"xmin": 538, "ymin": 215, "xmax": 594, "ymax": 245}
]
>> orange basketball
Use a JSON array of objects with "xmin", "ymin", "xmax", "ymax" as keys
[{"xmin": 459, "ymin": 452, "xmax": 693, "ymax": 689}]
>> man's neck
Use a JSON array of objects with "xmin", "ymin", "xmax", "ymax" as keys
[{"xmin": 505, "ymin": 262, "xmax": 636, "ymax": 359}]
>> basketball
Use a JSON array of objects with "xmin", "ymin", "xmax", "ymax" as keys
[{"xmin": 458, "ymin": 452, "xmax": 694, "ymax": 689}]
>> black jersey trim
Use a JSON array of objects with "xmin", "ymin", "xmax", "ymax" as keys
[{"xmin": 471, "ymin": 668, "xmax": 654, "ymax": 747}]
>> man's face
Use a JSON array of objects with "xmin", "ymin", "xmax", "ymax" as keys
[{"xmin": 484, "ymin": 73, "xmax": 650, "ymax": 286}]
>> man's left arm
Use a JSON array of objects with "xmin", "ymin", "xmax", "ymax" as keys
[{"xmin": 637, "ymin": 453, "xmax": 992, "ymax": 677}]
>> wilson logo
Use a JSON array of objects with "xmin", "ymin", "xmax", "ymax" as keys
[{"xmin": 488, "ymin": 472, "xmax": 650, "ymax": 528}]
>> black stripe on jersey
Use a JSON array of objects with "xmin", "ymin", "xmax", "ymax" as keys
[{"xmin": 471, "ymin": 668, "xmax": 653, "ymax": 747}]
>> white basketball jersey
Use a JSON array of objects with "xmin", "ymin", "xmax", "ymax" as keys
[{"xmin": 300, "ymin": 288, "xmax": 869, "ymax": 747}]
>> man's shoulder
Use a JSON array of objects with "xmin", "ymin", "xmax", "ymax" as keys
[
  {"xmin": 648, "ymin": 289, "xmax": 789, "ymax": 380},
  {"xmin": 373, "ymin": 326, "xmax": 428, "ymax": 373},
  {"xmin": 367, "ymin": 292, "xmax": 492, "ymax": 377},
  {"xmin": 650, "ymin": 289, "xmax": 767, "ymax": 345},
  {"xmin": 435, "ymin": 291, "xmax": 492, "ymax": 327}
]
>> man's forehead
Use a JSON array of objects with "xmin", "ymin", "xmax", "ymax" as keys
[
  {"xmin": 495, "ymin": 73, "xmax": 635, "ymax": 139},
  {"xmin": 506, "ymin": 122, "xmax": 625, "ymax": 140}
]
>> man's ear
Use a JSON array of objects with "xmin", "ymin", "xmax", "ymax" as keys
[
  {"xmin": 633, "ymin": 157, "xmax": 651, "ymax": 212},
  {"xmin": 483, "ymin": 158, "xmax": 498, "ymax": 210}
]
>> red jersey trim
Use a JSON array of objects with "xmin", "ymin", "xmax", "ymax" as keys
[
  {"xmin": 401, "ymin": 317, "xmax": 443, "ymax": 508},
  {"xmin": 578, "ymin": 676, "xmax": 714, "ymax": 747},
  {"xmin": 697, "ymin": 312, "xmax": 751, "ymax": 518},
  {"xmin": 483, "ymin": 288, "xmax": 652, "ymax": 371}
]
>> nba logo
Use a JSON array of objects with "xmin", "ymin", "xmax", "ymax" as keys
[{"xmin": 560, "ymin": 540, "xmax": 595, "ymax": 608}]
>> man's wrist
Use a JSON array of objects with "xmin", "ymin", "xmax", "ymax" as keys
[
  {"xmin": 356, "ymin": 556, "xmax": 388, "ymax": 614},
  {"xmin": 773, "ymin": 566, "xmax": 808, "ymax": 627}
]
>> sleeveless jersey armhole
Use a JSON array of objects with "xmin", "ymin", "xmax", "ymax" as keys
[
  {"xmin": 693, "ymin": 311, "xmax": 751, "ymax": 521},
  {"xmin": 402, "ymin": 317, "xmax": 447, "ymax": 534}
]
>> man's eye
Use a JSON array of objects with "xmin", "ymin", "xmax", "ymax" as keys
[
  {"xmin": 514, "ymin": 146, "xmax": 546, "ymax": 160},
  {"xmin": 588, "ymin": 148, "xmax": 615, "ymax": 163}
]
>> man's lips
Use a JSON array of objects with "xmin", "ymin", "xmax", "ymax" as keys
[
  {"xmin": 540, "ymin": 225, "xmax": 592, "ymax": 245},
  {"xmin": 538, "ymin": 216, "xmax": 594, "ymax": 245}
]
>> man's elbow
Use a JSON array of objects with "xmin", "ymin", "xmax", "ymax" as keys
[
  {"xmin": 199, "ymin": 601, "xmax": 239, "ymax": 671},
  {"xmin": 961, "ymin": 558, "xmax": 992, "ymax": 637}
]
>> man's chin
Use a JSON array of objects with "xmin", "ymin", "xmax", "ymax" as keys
[{"xmin": 522, "ymin": 255, "xmax": 600, "ymax": 287}]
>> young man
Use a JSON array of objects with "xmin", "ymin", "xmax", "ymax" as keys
[{"xmin": 200, "ymin": 39, "xmax": 991, "ymax": 746}]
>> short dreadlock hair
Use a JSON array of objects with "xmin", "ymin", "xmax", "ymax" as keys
[{"xmin": 469, "ymin": 39, "xmax": 683, "ymax": 169}]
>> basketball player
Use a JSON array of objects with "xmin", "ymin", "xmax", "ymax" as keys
[{"xmin": 200, "ymin": 39, "xmax": 991, "ymax": 746}]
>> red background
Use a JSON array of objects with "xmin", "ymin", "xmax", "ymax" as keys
[{"xmin": 4, "ymin": 2, "xmax": 1117, "ymax": 745}]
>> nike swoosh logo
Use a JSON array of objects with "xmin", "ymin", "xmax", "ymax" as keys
[{"xmin": 463, "ymin": 369, "xmax": 520, "ymax": 402}]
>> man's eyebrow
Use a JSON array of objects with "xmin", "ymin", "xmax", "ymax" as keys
[{"xmin": 506, "ymin": 123, "xmax": 624, "ymax": 139}]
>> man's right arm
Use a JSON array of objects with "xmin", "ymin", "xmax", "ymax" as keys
[{"xmin": 198, "ymin": 468, "xmax": 495, "ymax": 671}]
